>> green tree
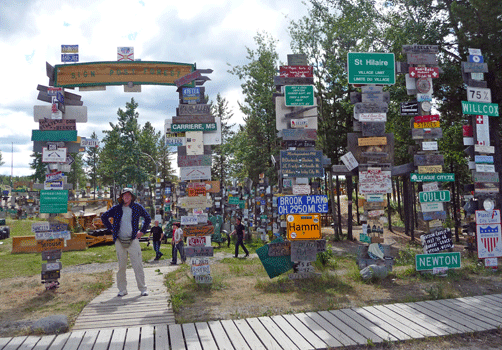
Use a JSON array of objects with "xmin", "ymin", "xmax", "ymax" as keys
[
  {"xmin": 29, "ymin": 152, "xmax": 45, "ymax": 183},
  {"xmin": 228, "ymin": 32, "xmax": 281, "ymax": 184},
  {"xmin": 85, "ymin": 132, "xmax": 100, "ymax": 198},
  {"xmin": 67, "ymin": 152, "xmax": 86, "ymax": 191},
  {"xmin": 211, "ymin": 93, "xmax": 235, "ymax": 186}
]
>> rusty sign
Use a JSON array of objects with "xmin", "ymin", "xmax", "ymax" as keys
[
  {"xmin": 183, "ymin": 225, "xmax": 215, "ymax": 237},
  {"xmin": 39, "ymin": 118, "xmax": 76, "ymax": 131},
  {"xmin": 358, "ymin": 137, "xmax": 387, "ymax": 147}
]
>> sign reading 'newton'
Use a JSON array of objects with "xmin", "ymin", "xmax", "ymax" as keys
[{"xmin": 54, "ymin": 61, "xmax": 195, "ymax": 88}]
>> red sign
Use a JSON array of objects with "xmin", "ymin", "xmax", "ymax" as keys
[
  {"xmin": 279, "ymin": 65, "xmax": 313, "ymax": 78},
  {"xmin": 409, "ymin": 67, "xmax": 439, "ymax": 78},
  {"xmin": 414, "ymin": 115, "xmax": 439, "ymax": 123},
  {"xmin": 463, "ymin": 125, "xmax": 473, "ymax": 137},
  {"xmin": 187, "ymin": 236, "xmax": 207, "ymax": 247},
  {"xmin": 175, "ymin": 70, "xmax": 201, "ymax": 87}
]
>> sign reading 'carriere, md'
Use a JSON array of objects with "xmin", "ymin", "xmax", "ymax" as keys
[
  {"xmin": 277, "ymin": 195, "xmax": 328, "ymax": 215},
  {"xmin": 347, "ymin": 53, "xmax": 395, "ymax": 85}
]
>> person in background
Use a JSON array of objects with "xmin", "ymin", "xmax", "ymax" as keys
[
  {"xmin": 101, "ymin": 188, "xmax": 151, "ymax": 297},
  {"xmin": 171, "ymin": 222, "xmax": 186, "ymax": 265},
  {"xmin": 230, "ymin": 217, "xmax": 249, "ymax": 258},
  {"xmin": 149, "ymin": 220, "xmax": 164, "ymax": 260}
]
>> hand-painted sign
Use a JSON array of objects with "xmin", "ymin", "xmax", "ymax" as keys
[
  {"xmin": 347, "ymin": 52, "xmax": 395, "ymax": 84},
  {"xmin": 340, "ymin": 152, "xmax": 358, "ymax": 171},
  {"xmin": 358, "ymin": 113, "xmax": 387, "ymax": 122},
  {"xmin": 407, "ymin": 53, "xmax": 438, "ymax": 65},
  {"xmin": 279, "ymin": 65, "xmax": 313, "ymax": 78},
  {"xmin": 419, "ymin": 190, "xmax": 450, "ymax": 203},
  {"xmin": 175, "ymin": 70, "xmax": 201, "ymax": 87},
  {"xmin": 476, "ymin": 224, "xmax": 502, "ymax": 258},
  {"xmin": 183, "ymin": 225, "xmax": 215, "ymax": 237},
  {"xmin": 292, "ymin": 185, "xmax": 311, "ymax": 195},
  {"xmin": 461, "ymin": 101, "xmax": 499, "ymax": 117},
  {"xmin": 358, "ymin": 137, "xmax": 387, "ymax": 146},
  {"xmin": 414, "ymin": 154, "xmax": 444, "ymax": 166},
  {"xmin": 400, "ymin": 101, "xmax": 418, "ymax": 116},
  {"xmin": 416, "ymin": 252, "xmax": 461, "ymax": 271},
  {"xmin": 280, "ymin": 150, "xmax": 323, "ymax": 178},
  {"xmin": 178, "ymin": 196, "xmax": 212, "ymax": 209},
  {"xmin": 290, "ymin": 240, "xmax": 318, "ymax": 261},
  {"xmin": 359, "ymin": 169, "xmax": 392, "ymax": 194},
  {"xmin": 268, "ymin": 241, "xmax": 291, "ymax": 257},
  {"xmin": 55, "ymin": 61, "xmax": 195, "ymax": 88},
  {"xmin": 281, "ymin": 140, "xmax": 316, "ymax": 148},
  {"xmin": 421, "ymin": 228, "xmax": 453, "ymax": 254},
  {"xmin": 422, "ymin": 141, "xmax": 438, "ymax": 151},
  {"xmin": 354, "ymin": 102, "xmax": 388, "ymax": 114},
  {"xmin": 287, "ymin": 214, "xmax": 321, "ymax": 240},
  {"xmin": 410, "ymin": 173, "xmax": 454, "ymax": 182},
  {"xmin": 284, "ymin": 85, "xmax": 315, "ymax": 106},
  {"xmin": 277, "ymin": 195, "xmax": 328, "ymax": 215},
  {"xmin": 39, "ymin": 119, "xmax": 76, "ymax": 131}
]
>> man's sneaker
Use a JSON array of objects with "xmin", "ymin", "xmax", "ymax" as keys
[
  {"xmin": 117, "ymin": 291, "xmax": 128, "ymax": 297},
  {"xmin": 141, "ymin": 291, "xmax": 149, "ymax": 296}
]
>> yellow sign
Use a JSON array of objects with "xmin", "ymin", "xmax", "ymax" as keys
[
  {"xmin": 287, "ymin": 214, "xmax": 322, "ymax": 240},
  {"xmin": 418, "ymin": 165, "xmax": 443, "ymax": 174},
  {"xmin": 54, "ymin": 61, "xmax": 195, "ymax": 88},
  {"xmin": 414, "ymin": 121, "xmax": 440, "ymax": 129},
  {"xmin": 358, "ymin": 137, "xmax": 387, "ymax": 147}
]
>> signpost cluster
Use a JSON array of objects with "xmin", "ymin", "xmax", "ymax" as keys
[
  {"xmin": 345, "ymin": 52, "xmax": 396, "ymax": 245},
  {"xmin": 460, "ymin": 49, "xmax": 501, "ymax": 269},
  {"xmin": 166, "ymin": 68, "xmax": 219, "ymax": 284}
]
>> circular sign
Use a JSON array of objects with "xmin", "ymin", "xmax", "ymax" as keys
[
  {"xmin": 483, "ymin": 199, "xmax": 495, "ymax": 211},
  {"xmin": 287, "ymin": 215, "xmax": 294, "ymax": 222},
  {"xmin": 416, "ymin": 78, "xmax": 432, "ymax": 93},
  {"xmin": 472, "ymin": 55, "xmax": 481, "ymax": 63},
  {"xmin": 421, "ymin": 101, "xmax": 432, "ymax": 112},
  {"xmin": 290, "ymin": 232, "xmax": 297, "ymax": 239}
]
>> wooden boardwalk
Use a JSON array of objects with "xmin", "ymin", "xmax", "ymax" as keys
[
  {"xmin": 73, "ymin": 265, "xmax": 179, "ymax": 330},
  {"xmin": 1, "ymin": 293, "xmax": 502, "ymax": 349}
]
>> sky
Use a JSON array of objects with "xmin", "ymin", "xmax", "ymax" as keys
[{"xmin": 0, "ymin": 0, "xmax": 310, "ymax": 178}]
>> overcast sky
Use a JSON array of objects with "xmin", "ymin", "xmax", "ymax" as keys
[{"xmin": 0, "ymin": 0, "xmax": 310, "ymax": 178}]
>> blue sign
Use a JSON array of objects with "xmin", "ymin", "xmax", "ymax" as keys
[
  {"xmin": 277, "ymin": 195, "xmax": 328, "ymax": 215},
  {"xmin": 280, "ymin": 150, "xmax": 324, "ymax": 178},
  {"xmin": 182, "ymin": 87, "xmax": 201, "ymax": 103},
  {"xmin": 61, "ymin": 54, "xmax": 79, "ymax": 62},
  {"xmin": 56, "ymin": 91, "xmax": 64, "ymax": 105},
  {"xmin": 469, "ymin": 55, "xmax": 483, "ymax": 63}
]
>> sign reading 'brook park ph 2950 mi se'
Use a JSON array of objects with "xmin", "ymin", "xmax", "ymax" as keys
[{"xmin": 54, "ymin": 61, "xmax": 195, "ymax": 88}]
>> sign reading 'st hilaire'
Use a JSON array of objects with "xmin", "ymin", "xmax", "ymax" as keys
[{"xmin": 277, "ymin": 195, "xmax": 328, "ymax": 215}]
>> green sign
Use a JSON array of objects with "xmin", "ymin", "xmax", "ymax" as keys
[
  {"xmin": 31, "ymin": 130, "xmax": 78, "ymax": 142},
  {"xmin": 239, "ymin": 200, "xmax": 246, "ymax": 209},
  {"xmin": 171, "ymin": 123, "xmax": 217, "ymax": 132},
  {"xmin": 419, "ymin": 190, "xmax": 450, "ymax": 203},
  {"xmin": 347, "ymin": 52, "xmax": 395, "ymax": 85},
  {"xmin": 461, "ymin": 101, "xmax": 499, "ymax": 117},
  {"xmin": 256, "ymin": 237, "xmax": 294, "ymax": 278},
  {"xmin": 40, "ymin": 190, "xmax": 68, "ymax": 214},
  {"xmin": 284, "ymin": 85, "xmax": 315, "ymax": 106},
  {"xmin": 359, "ymin": 233, "xmax": 371, "ymax": 243},
  {"xmin": 410, "ymin": 173, "xmax": 455, "ymax": 182},
  {"xmin": 260, "ymin": 215, "xmax": 268, "ymax": 220},
  {"xmin": 228, "ymin": 197, "xmax": 239, "ymax": 205},
  {"xmin": 416, "ymin": 252, "xmax": 461, "ymax": 271}
]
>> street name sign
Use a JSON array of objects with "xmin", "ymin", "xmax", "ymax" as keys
[
  {"xmin": 171, "ymin": 123, "xmax": 216, "ymax": 132},
  {"xmin": 347, "ymin": 53, "xmax": 395, "ymax": 84},
  {"xmin": 461, "ymin": 101, "xmax": 499, "ymax": 117},
  {"xmin": 416, "ymin": 252, "xmax": 461, "ymax": 271},
  {"xmin": 277, "ymin": 195, "xmax": 328, "ymax": 215}
]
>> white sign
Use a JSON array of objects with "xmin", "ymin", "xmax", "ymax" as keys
[
  {"xmin": 475, "ymin": 210, "xmax": 501, "ymax": 225},
  {"xmin": 476, "ymin": 164, "xmax": 495, "ymax": 173},
  {"xmin": 191, "ymin": 257, "xmax": 210, "ymax": 266},
  {"xmin": 420, "ymin": 202, "xmax": 444, "ymax": 212},
  {"xmin": 469, "ymin": 48, "xmax": 482, "ymax": 56},
  {"xmin": 32, "ymin": 222, "xmax": 50, "ymax": 233},
  {"xmin": 290, "ymin": 119, "xmax": 310, "ymax": 128},
  {"xmin": 185, "ymin": 131, "xmax": 204, "ymax": 155},
  {"xmin": 358, "ymin": 169, "xmax": 392, "ymax": 194},
  {"xmin": 80, "ymin": 138, "xmax": 99, "ymax": 147},
  {"xmin": 484, "ymin": 258, "xmax": 498, "ymax": 267},
  {"xmin": 197, "ymin": 213, "xmax": 209, "ymax": 224},
  {"xmin": 35, "ymin": 230, "xmax": 71, "ymax": 241},
  {"xmin": 34, "ymin": 105, "xmax": 88, "ymax": 122},
  {"xmin": 181, "ymin": 216, "xmax": 198, "ymax": 225},
  {"xmin": 44, "ymin": 180, "xmax": 64, "ymax": 190},
  {"xmin": 275, "ymin": 96, "xmax": 317, "ymax": 131},
  {"xmin": 422, "ymin": 141, "xmax": 438, "ymax": 151},
  {"xmin": 475, "ymin": 145, "xmax": 495, "ymax": 154},
  {"xmin": 422, "ymin": 182, "xmax": 439, "ymax": 192},
  {"xmin": 366, "ymin": 194, "xmax": 384, "ymax": 202},
  {"xmin": 178, "ymin": 196, "xmax": 212, "ymax": 209},
  {"xmin": 341, "ymin": 151, "xmax": 359, "ymax": 171},
  {"xmin": 42, "ymin": 148, "xmax": 67, "ymax": 163},
  {"xmin": 358, "ymin": 113, "xmax": 387, "ymax": 122},
  {"xmin": 117, "ymin": 47, "xmax": 134, "ymax": 61},
  {"xmin": 467, "ymin": 87, "xmax": 491, "ymax": 103},
  {"xmin": 476, "ymin": 224, "xmax": 502, "ymax": 258},
  {"xmin": 475, "ymin": 115, "xmax": 490, "ymax": 146},
  {"xmin": 46, "ymin": 171, "xmax": 63, "ymax": 182},
  {"xmin": 180, "ymin": 166, "xmax": 212, "ymax": 181},
  {"xmin": 191, "ymin": 264, "xmax": 211, "ymax": 276},
  {"xmin": 293, "ymin": 185, "xmax": 310, "ymax": 195},
  {"xmin": 187, "ymin": 236, "xmax": 211, "ymax": 247}
]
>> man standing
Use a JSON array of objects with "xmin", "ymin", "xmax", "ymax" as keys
[
  {"xmin": 170, "ymin": 222, "xmax": 185, "ymax": 265},
  {"xmin": 149, "ymin": 220, "xmax": 164, "ymax": 260},
  {"xmin": 231, "ymin": 217, "xmax": 249, "ymax": 258},
  {"xmin": 101, "ymin": 188, "xmax": 151, "ymax": 297}
]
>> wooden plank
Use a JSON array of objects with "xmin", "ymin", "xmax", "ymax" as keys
[
  {"xmin": 194, "ymin": 322, "xmax": 219, "ymax": 350},
  {"xmin": 362, "ymin": 306, "xmax": 424, "ymax": 339},
  {"xmin": 208, "ymin": 321, "xmax": 235, "ymax": 350},
  {"xmin": 389, "ymin": 304, "xmax": 452, "ymax": 336},
  {"xmin": 405, "ymin": 302, "xmax": 472, "ymax": 333},
  {"xmin": 16, "ymin": 336, "xmax": 39, "ymax": 350},
  {"xmin": 244, "ymin": 318, "xmax": 282, "ymax": 350},
  {"xmin": 77, "ymin": 330, "xmax": 99, "ymax": 349},
  {"xmin": 58, "ymin": 330, "xmax": 84, "ymax": 350},
  {"xmin": 0, "ymin": 337, "xmax": 13, "ymax": 349},
  {"xmin": 32, "ymin": 335, "xmax": 56, "ymax": 350},
  {"xmin": 92, "ymin": 329, "xmax": 113, "ymax": 350},
  {"xmin": 337, "ymin": 309, "xmax": 389, "ymax": 343},
  {"xmin": 269, "ymin": 315, "xmax": 313, "ymax": 350},
  {"xmin": 182, "ymin": 323, "xmax": 202, "ymax": 350},
  {"xmin": 292, "ymin": 313, "xmax": 344, "ymax": 348},
  {"xmin": 320, "ymin": 310, "xmax": 368, "ymax": 345},
  {"xmin": 304, "ymin": 312, "xmax": 355, "ymax": 346},
  {"xmin": 139, "ymin": 326, "xmax": 154, "ymax": 350},
  {"xmin": 373, "ymin": 305, "xmax": 438, "ymax": 337},
  {"xmin": 281, "ymin": 314, "xmax": 327, "ymax": 349},
  {"xmin": 481, "ymin": 294, "xmax": 502, "ymax": 303},
  {"xmin": 124, "ymin": 327, "xmax": 140, "ymax": 350},
  {"xmin": 445, "ymin": 299, "xmax": 502, "ymax": 326},
  {"xmin": 352, "ymin": 307, "xmax": 410, "ymax": 341},
  {"xmin": 154, "ymin": 324, "xmax": 169, "ymax": 350},
  {"xmin": 257, "ymin": 317, "xmax": 300, "ymax": 350},
  {"xmin": 108, "ymin": 328, "xmax": 127, "ymax": 350},
  {"xmin": 168, "ymin": 324, "xmax": 186, "ymax": 350},
  {"xmin": 233, "ymin": 319, "xmax": 266, "ymax": 350},
  {"xmin": 220, "ymin": 320, "xmax": 250, "ymax": 350},
  {"xmin": 425, "ymin": 300, "xmax": 495, "ymax": 330},
  {"xmin": 2, "ymin": 336, "xmax": 27, "ymax": 350},
  {"xmin": 463, "ymin": 295, "xmax": 502, "ymax": 315}
]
